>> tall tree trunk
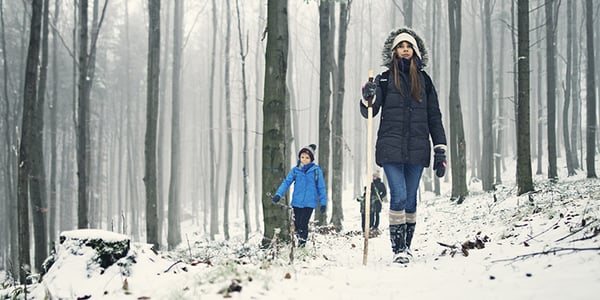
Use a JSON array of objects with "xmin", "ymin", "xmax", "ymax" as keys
[
  {"xmin": 570, "ymin": 0, "xmax": 580, "ymax": 170},
  {"xmin": 261, "ymin": 0, "xmax": 289, "ymax": 247},
  {"xmin": 535, "ymin": 9, "xmax": 543, "ymax": 175},
  {"xmin": 431, "ymin": 0, "xmax": 441, "ymax": 195},
  {"xmin": 331, "ymin": 0, "xmax": 350, "ymax": 231},
  {"xmin": 516, "ymin": 0, "xmax": 533, "ymax": 195},
  {"xmin": 30, "ymin": 0, "xmax": 50, "ymax": 272},
  {"xmin": 18, "ymin": 0, "xmax": 43, "ymax": 283},
  {"xmin": 157, "ymin": 0, "xmax": 172, "ymax": 246},
  {"xmin": 545, "ymin": 0, "xmax": 558, "ymax": 180},
  {"xmin": 223, "ymin": 0, "xmax": 232, "ymax": 240},
  {"xmin": 145, "ymin": 0, "xmax": 161, "ymax": 249},
  {"xmin": 1, "ymin": 0, "xmax": 19, "ymax": 278},
  {"xmin": 585, "ymin": 0, "xmax": 597, "ymax": 178},
  {"xmin": 167, "ymin": 0, "xmax": 183, "ymax": 250},
  {"xmin": 209, "ymin": 0, "xmax": 218, "ymax": 240},
  {"xmin": 234, "ymin": 0, "xmax": 251, "ymax": 240},
  {"xmin": 511, "ymin": 0, "xmax": 519, "ymax": 158},
  {"xmin": 563, "ymin": 1, "xmax": 575, "ymax": 176},
  {"xmin": 49, "ymin": 0, "xmax": 60, "ymax": 249},
  {"xmin": 254, "ymin": 0, "xmax": 265, "ymax": 232},
  {"xmin": 481, "ymin": 0, "xmax": 494, "ymax": 191},
  {"xmin": 317, "ymin": 0, "xmax": 334, "ymax": 224},
  {"xmin": 494, "ymin": 0, "xmax": 507, "ymax": 185},
  {"xmin": 447, "ymin": 0, "xmax": 468, "ymax": 202},
  {"xmin": 77, "ymin": 0, "xmax": 90, "ymax": 229}
]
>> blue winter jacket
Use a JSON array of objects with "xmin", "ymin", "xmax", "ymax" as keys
[{"xmin": 275, "ymin": 162, "xmax": 327, "ymax": 209}]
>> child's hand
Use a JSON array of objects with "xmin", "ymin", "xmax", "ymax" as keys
[
  {"xmin": 272, "ymin": 195, "xmax": 281, "ymax": 203},
  {"xmin": 320, "ymin": 206, "xmax": 326, "ymax": 214}
]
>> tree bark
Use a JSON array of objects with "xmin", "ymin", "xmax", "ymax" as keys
[
  {"xmin": 18, "ymin": 0, "xmax": 43, "ymax": 283},
  {"xmin": 585, "ymin": 0, "xmax": 597, "ymax": 178},
  {"xmin": 563, "ymin": 1, "xmax": 575, "ymax": 176},
  {"xmin": 158, "ymin": 0, "xmax": 172, "ymax": 246},
  {"xmin": 0, "ymin": 0, "xmax": 18, "ymax": 276},
  {"xmin": 145, "ymin": 0, "xmax": 161, "ymax": 249},
  {"xmin": 167, "ymin": 0, "xmax": 184, "ymax": 250},
  {"xmin": 77, "ymin": 0, "xmax": 90, "ymax": 229},
  {"xmin": 261, "ymin": 0, "xmax": 290, "ymax": 247},
  {"xmin": 49, "ymin": 0, "xmax": 60, "ymax": 251},
  {"xmin": 331, "ymin": 0, "xmax": 351, "ymax": 231},
  {"xmin": 234, "ymin": 0, "xmax": 251, "ymax": 240},
  {"xmin": 209, "ymin": 0, "xmax": 219, "ymax": 240},
  {"xmin": 481, "ymin": 0, "xmax": 494, "ymax": 191},
  {"xmin": 30, "ymin": 0, "xmax": 50, "ymax": 272},
  {"xmin": 516, "ymin": 0, "xmax": 533, "ymax": 195},
  {"xmin": 545, "ymin": 0, "xmax": 558, "ymax": 180},
  {"xmin": 223, "ymin": 0, "xmax": 232, "ymax": 240},
  {"xmin": 570, "ymin": 1, "xmax": 580, "ymax": 170},
  {"xmin": 447, "ymin": 0, "xmax": 468, "ymax": 202},
  {"xmin": 317, "ymin": 0, "xmax": 334, "ymax": 225}
]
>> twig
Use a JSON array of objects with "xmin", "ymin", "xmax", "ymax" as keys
[
  {"xmin": 437, "ymin": 241, "xmax": 458, "ymax": 249},
  {"xmin": 186, "ymin": 234, "xmax": 192, "ymax": 257},
  {"xmin": 164, "ymin": 260, "xmax": 183, "ymax": 273},
  {"xmin": 521, "ymin": 219, "xmax": 560, "ymax": 245},
  {"xmin": 554, "ymin": 219, "xmax": 598, "ymax": 242},
  {"xmin": 568, "ymin": 228, "xmax": 600, "ymax": 243},
  {"xmin": 491, "ymin": 247, "xmax": 600, "ymax": 263}
]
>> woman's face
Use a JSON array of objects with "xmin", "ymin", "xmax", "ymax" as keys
[
  {"xmin": 299, "ymin": 152, "xmax": 312, "ymax": 165},
  {"xmin": 395, "ymin": 41, "xmax": 414, "ymax": 59}
]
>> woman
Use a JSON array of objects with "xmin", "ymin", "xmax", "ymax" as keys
[{"xmin": 360, "ymin": 28, "xmax": 447, "ymax": 264}]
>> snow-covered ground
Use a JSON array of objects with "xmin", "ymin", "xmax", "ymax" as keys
[{"xmin": 4, "ymin": 168, "xmax": 600, "ymax": 300}]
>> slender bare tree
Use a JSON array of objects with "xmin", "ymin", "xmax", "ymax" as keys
[
  {"xmin": 585, "ymin": 0, "xmax": 597, "ymax": 178},
  {"xmin": 234, "ymin": 0, "xmax": 251, "ymax": 240},
  {"xmin": 545, "ymin": 0, "xmax": 558, "ymax": 180},
  {"xmin": 17, "ymin": 0, "xmax": 42, "ymax": 283},
  {"xmin": 145, "ymin": 0, "xmax": 161, "ymax": 249},
  {"xmin": 223, "ymin": 0, "xmax": 233, "ymax": 240},
  {"xmin": 516, "ymin": 0, "xmax": 533, "ymax": 195},
  {"xmin": 481, "ymin": 0, "xmax": 494, "ymax": 191},
  {"xmin": 209, "ymin": 0, "xmax": 219, "ymax": 240},
  {"xmin": 261, "ymin": 0, "xmax": 290, "ymax": 247},
  {"xmin": 318, "ymin": 0, "xmax": 334, "ymax": 225},
  {"xmin": 447, "ymin": 0, "xmax": 468, "ymax": 202},
  {"xmin": 331, "ymin": 0, "xmax": 351, "ymax": 231},
  {"xmin": 167, "ymin": 0, "xmax": 183, "ymax": 250},
  {"xmin": 563, "ymin": 0, "xmax": 576, "ymax": 176}
]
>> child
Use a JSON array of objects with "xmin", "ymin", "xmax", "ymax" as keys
[
  {"xmin": 271, "ymin": 144, "xmax": 328, "ymax": 247},
  {"xmin": 357, "ymin": 171, "xmax": 387, "ymax": 235}
]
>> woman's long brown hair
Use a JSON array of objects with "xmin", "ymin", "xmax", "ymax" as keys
[{"xmin": 391, "ymin": 53, "xmax": 422, "ymax": 102}]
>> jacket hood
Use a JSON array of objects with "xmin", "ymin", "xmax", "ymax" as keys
[{"xmin": 381, "ymin": 27, "xmax": 429, "ymax": 69}]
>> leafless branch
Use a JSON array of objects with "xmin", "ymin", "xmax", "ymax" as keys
[{"xmin": 492, "ymin": 247, "xmax": 600, "ymax": 263}]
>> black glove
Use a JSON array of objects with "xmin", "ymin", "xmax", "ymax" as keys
[
  {"xmin": 433, "ymin": 148, "xmax": 447, "ymax": 177},
  {"xmin": 320, "ymin": 205, "xmax": 326, "ymax": 214},
  {"xmin": 272, "ymin": 195, "xmax": 281, "ymax": 203},
  {"xmin": 362, "ymin": 81, "xmax": 377, "ymax": 101}
]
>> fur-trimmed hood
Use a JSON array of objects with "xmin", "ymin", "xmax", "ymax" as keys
[{"xmin": 381, "ymin": 28, "xmax": 429, "ymax": 69}]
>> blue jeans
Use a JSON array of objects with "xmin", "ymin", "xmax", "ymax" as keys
[{"xmin": 383, "ymin": 162, "xmax": 424, "ymax": 213}]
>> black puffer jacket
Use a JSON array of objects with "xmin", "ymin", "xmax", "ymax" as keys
[{"xmin": 360, "ymin": 28, "xmax": 446, "ymax": 168}]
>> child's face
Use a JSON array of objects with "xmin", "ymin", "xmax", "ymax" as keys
[{"xmin": 299, "ymin": 152, "xmax": 312, "ymax": 165}]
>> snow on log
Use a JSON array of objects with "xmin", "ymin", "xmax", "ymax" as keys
[{"xmin": 43, "ymin": 229, "xmax": 130, "ymax": 275}]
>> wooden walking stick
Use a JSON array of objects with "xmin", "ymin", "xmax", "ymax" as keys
[{"xmin": 363, "ymin": 69, "xmax": 375, "ymax": 266}]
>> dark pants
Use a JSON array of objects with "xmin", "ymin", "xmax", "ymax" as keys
[
  {"xmin": 361, "ymin": 212, "xmax": 381, "ymax": 232},
  {"xmin": 293, "ymin": 207, "xmax": 314, "ymax": 246}
]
